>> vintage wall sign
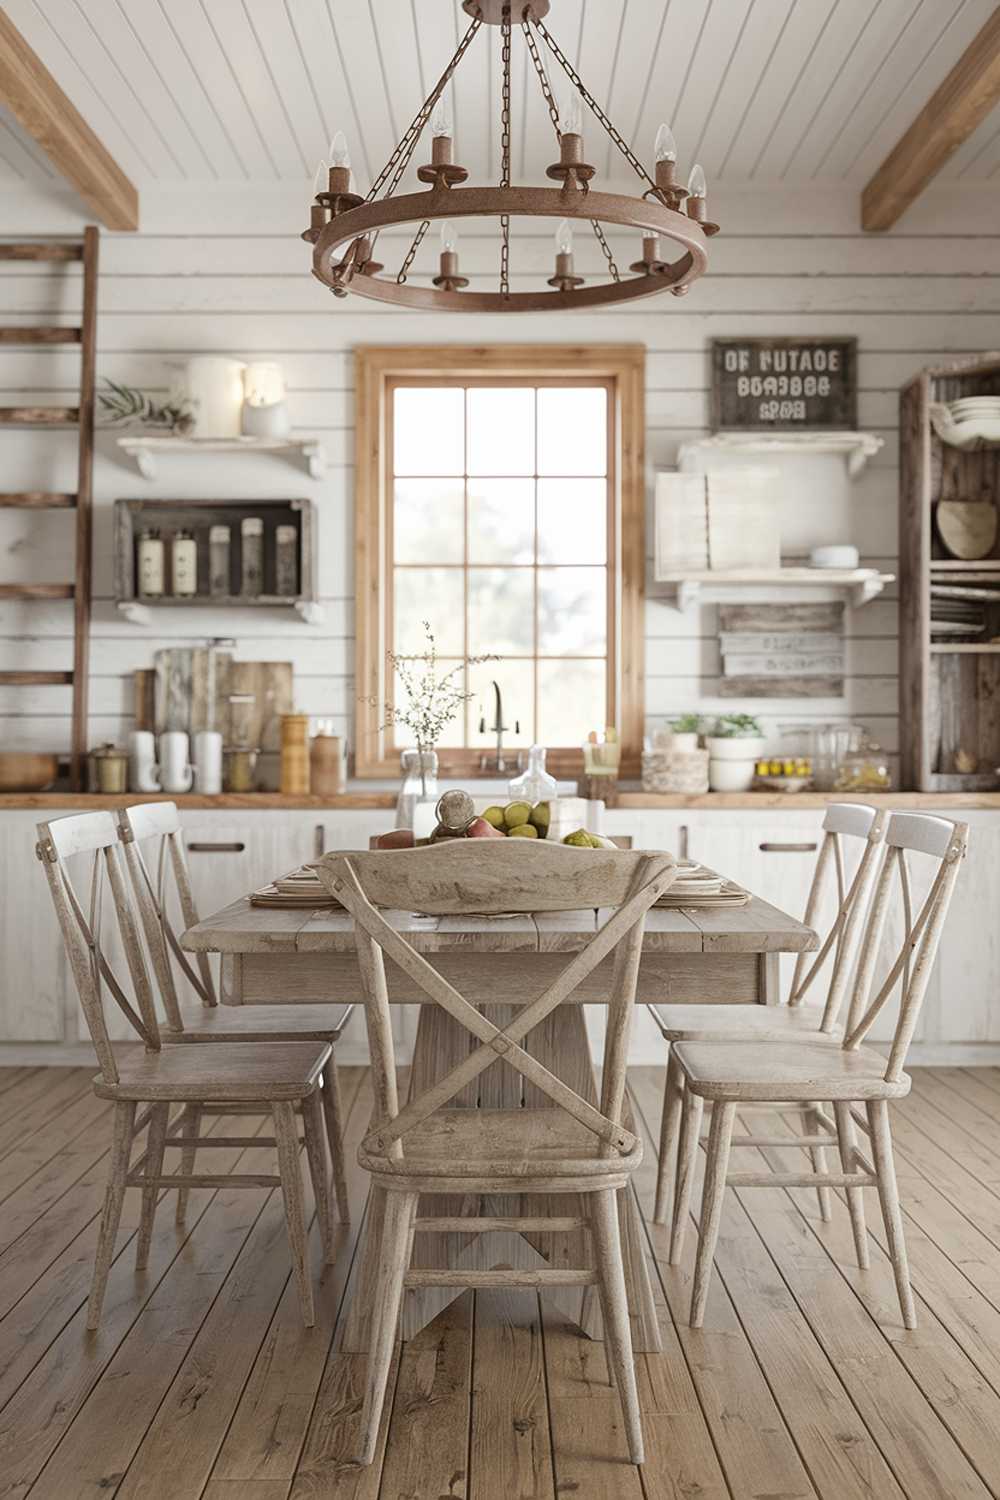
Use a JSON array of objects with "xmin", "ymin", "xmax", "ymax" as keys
[{"xmin": 711, "ymin": 337, "xmax": 857, "ymax": 431}]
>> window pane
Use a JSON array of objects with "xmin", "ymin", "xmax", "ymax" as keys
[
  {"xmin": 538, "ymin": 567, "xmax": 606, "ymax": 654},
  {"xmin": 537, "ymin": 387, "xmax": 607, "ymax": 476},
  {"xmin": 468, "ymin": 567, "xmax": 534, "ymax": 654},
  {"xmin": 537, "ymin": 659, "xmax": 605, "ymax": 745},
  {"xmin": 467, "ymin": 387, "xmax": 534, "ymax": 475},
  {"xmin": 468, "ymin": 658, "xmax": 532, "ymax": 750},
  {"xmin": 394, "ymin": 479, "xmax": 464, "ymax": 563},
  {"xmin": 394, "ymin": 567, "xmax": 465, "ymax": 655},
  {"xmin": 537, "ymin": 479, "xmax": 606, "ymax": 564},
  {"xmin": 468, "ymin": 478, "xmax": 534, "ymax": 564},
  {"xmin": 392, "ymin": 657, "xmax": 466, "ymax": 747},
  {"xmin": 394, "ymin": 387, "xmax": 464, "ymax": 475}
]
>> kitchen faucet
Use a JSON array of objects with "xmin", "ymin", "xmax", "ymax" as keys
[{"xmin": 478, "ymin": 680, "xmax": 519, "ymax": 774}]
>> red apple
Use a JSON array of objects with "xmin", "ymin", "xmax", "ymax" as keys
[{"xmin": 466, "ymin": 816, "xmax": 505, "ymax": 839}]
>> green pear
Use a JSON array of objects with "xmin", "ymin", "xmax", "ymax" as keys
[{"xmin": 504, "ymin": 801, "xmax": 532, "ymax": 829}]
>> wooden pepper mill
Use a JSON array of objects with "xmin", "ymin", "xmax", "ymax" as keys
[{"xmin": 309, "ymin": 727, "xmax": 345, "ymax": 797}]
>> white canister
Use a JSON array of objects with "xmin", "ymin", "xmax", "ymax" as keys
[
  {"xmin": 127, "ymin": 730, "xmax": 160, "ymax": 793},
  {"xmin": 183, "ymin": 356, "xmax": 246, "ymax": 439},
  {"xmin": 159, "ymin": 731, "xmax": 194, "ymax": 794},
  {"xmin": 192, "ymin": 730, "xmax": 223, "ymax": 795}
]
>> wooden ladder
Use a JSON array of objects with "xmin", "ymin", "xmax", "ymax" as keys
[{"xmin": 0, "ymin": 228, "xmax": 98, "ymax": 790}]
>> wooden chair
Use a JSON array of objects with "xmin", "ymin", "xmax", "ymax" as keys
[
  {"xmin": 317, "ymin": 838, "xmax": 677, "ymax": 1466},
  {"xmin": 116, "ymin": 801, "xmax": 353, "ymax": 1223},
  {"xmin": 650, "ymin": 803, "xmax": 888, "ymax": 1227},
  {"xmin": 671, "ymin": 811, "xmax": 968, "ymax": 1329},
  {"xmin": 36, "ymin": 810, "xmax": 335, "ymax": 1330}
]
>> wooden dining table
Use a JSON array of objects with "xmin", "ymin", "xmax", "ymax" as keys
[{"xmin": 182, "ymin": 882, "xmax": 817, "ymax": 1353}]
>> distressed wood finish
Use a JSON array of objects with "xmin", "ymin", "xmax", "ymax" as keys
[
  {"xmin": 35, "ymin": 810, "xmax": 333, "ymax": 1327},
  {"xmin": 0, "ymin": 10, "xmax": 138, "ymax": 229},
  {"xmin": 673, "ymin": 812, "xmax": 969, "ymax": 1329},
  {"xmin": 317, "ymin": 842, "xmax": 676, "ymax": 1466},
  {"xmin": 862, "ymin": 8, "xmax": 1000, "ymax": 232},
  {"xmin": 118, "ymin": 800, "xmax": 354, "ymax": 1222}
]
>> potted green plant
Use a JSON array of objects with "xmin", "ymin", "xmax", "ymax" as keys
[
  {"xmin": 705, "ymin": 714, "xmax": 766, "ymax": 791},
  {"xmin": 668, "ymin": 713, "xmax": 703, "ymax": 753}
]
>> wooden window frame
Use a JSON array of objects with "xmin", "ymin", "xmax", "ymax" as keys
[{"xmin": 354, "ymin": 344, "xmax": 645, "ymax": 779}]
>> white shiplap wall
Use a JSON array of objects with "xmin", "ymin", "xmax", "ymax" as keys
[{"xmin": 1, "ymin": 180, "xmax": 999, "ymax": 768}]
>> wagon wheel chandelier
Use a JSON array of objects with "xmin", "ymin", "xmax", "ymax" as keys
[{"xmin": 303, "ymin": 0, "xmax": 719, "ymax": 312}]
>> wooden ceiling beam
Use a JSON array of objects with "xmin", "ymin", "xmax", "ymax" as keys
[
  {"xmin": 862, "ymin": 8, "xmax": 1000, "ymax": 232},
  {"xmin": 0, "ymin": 10, "xmax": 138, "ymax": 231}
]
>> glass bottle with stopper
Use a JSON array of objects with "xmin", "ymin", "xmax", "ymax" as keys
[{"xmin": 507, "ymin": 745, "xmax": 558, "ymax": 805}]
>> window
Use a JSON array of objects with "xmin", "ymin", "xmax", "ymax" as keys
[{"xmin": 355, "ymin": 346, "xmax": 644, "ymax": 777}]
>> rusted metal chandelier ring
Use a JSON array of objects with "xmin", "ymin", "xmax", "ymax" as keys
[{"xmin": 313, "ymin": 185, "xmax": 707, "ymax": 310}]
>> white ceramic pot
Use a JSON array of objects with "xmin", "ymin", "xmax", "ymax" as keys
[
  {"xmin": 709, "ymin": 757, "xmax": 757, "ymax": 792},
  {"xmin": 127, "ymin": 730, "xmax": 160, "ymax": 793},
  {"xmin": 669, "ymin": 732, "xmax": 700, "ymax": 753},
  {"xmin": 705, "ymin": 735, "xmax": 766, "ymax": 761},
  {"xmin": 159, "ymin": 731, "xmax": 194, "ymax": 793}
]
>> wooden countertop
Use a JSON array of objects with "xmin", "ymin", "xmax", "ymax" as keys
[
  {"xmin": 2, "ymin": 789, "xmax": 999, "ymax": 811},
  {"xmin": 0, "ymin": 792, "xmax": 398, "ymax": 810}
]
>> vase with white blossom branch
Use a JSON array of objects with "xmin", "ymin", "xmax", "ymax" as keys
[{"xmin": 369, "ymin": 621, "xmax": 497, "ymax": 796}]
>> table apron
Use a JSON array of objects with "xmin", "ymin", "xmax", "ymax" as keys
[{"xmin": 221, "ymin": 950, "xmax": 768, "ymax": 1006}]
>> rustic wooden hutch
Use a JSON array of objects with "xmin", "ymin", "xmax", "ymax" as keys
[{"xmin": 899, "ymin": 352, "xmax": 1000, "ymax": 790}]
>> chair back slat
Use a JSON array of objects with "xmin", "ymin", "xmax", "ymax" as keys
[
  {"xmin": 117, "ymin": 803, "xmax": 217, "ymax": 1029},
  {"xmin": 36, "ymin": 814, "xmax": 164, "ymax": 1082},
  {"xmin": 318, "ymin": 843, "xmax": 676, "ymax": 1164},
  {"xmin": 788, "ymin": 805, "xmax": 888, "ymax": 1031},
  {"xmin": 841, "ymin": 813, "xmax": 968, "ymax": 1080}
]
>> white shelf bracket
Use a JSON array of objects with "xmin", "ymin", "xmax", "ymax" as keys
[
  {"xmin": 294, "ymin": 600, "xmax": 326, "ymax": 625},
  {"xmin": 117, "ymin": 599, "xmax": 152, "ymax": 626}
]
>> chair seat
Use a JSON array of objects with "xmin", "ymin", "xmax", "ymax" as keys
[
  {"xmin": 653, "ymin": 1002, "xmax": 840, "ymax": 1043},
  {"xmin": 672, "ymin": 1039, "xmax": 910, "ymax": 1102},
  {"xmin": 93, "ymin": 1040, "xmax": 331, "ymax": 1102},
  {"xmin": 165, "ymin": 1004, "xmax": 348, "ymax": 1044},
  {"xmin": 359, "ymin": 1107, "xmax": 643, "ymax": 1187}
]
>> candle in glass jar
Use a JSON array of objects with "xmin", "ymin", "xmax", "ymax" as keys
[
  {"xmin": 241, "ymin": 517, "xmax": 263, "ymax": 596},
  {"xmin": 137, "ymin": 529, "xmax": 165, "ymax": 597},
  {"xmin": 171, "ymin": 530, "xmax": 197, "ymax": 596}
]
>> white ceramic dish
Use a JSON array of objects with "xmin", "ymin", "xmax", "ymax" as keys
[
  {"xmin": 708, "ymin": 757, "xmax": 757, "ymax": 792},
  {"xmin": 810, "ymin": 544, "xmax": 859, "ymax": 569}
]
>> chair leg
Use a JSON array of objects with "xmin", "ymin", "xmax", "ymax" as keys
[
  {"xmin": 175, "ymin": 1103, "xmax": 202, "ymax": 1225},
  {"xmin": 320, "ymin": 1059, "xmax": 350, "ymax": 1224},
  {"xmin": 590, "ymin": 1188, "xmax": 645, "ymax": 1464},
  {"xmin": 87, "ymin": 1100, "xmax": 136, "ymax": 1331},
  {"xmin": 136, "ymin": 1102, "xmax": 169, "ymax": 1271},
  {"xmin": 834, "ymin": 1101, "xmax": 870, "ymax": 1269},
  {"xmin": 669, "ymin": 1086, "xmax": 704, "ymax": 1265},
  {"xmin": 357, "ymin": 1188, "xmax": 417, "ymax": 1467},
  {"xmin": 273, "ymin": 1100, "xmax": 315, "ymax": 1328},
  {"xmin": 303, "ymin": 1090, "xmax": 336, "ymax": 1263},
  {"xmin": 690, "ymin": 1101, "xmax": 736, "ymax": 1328},
  {"xmin": 654, "ymin": 1047, "xmax": 684, "ymax": 1226},
  {"xmin": 867, "ymin": 1100, "xmax": 917, "ymax": 1330},
  {"xmin": 805, "ymin": 1101, "xmax": 833, "ymax": 1223}
]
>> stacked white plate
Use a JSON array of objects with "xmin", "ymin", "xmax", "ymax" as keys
[{"xmin": 934, "ymin": 396, "xmax": 1000, "ymax": 445}]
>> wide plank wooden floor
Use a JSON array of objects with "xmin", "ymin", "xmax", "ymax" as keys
[{"xmin": 3, "ymin": 1062, "xmax": 1000, "ymax": 1497}]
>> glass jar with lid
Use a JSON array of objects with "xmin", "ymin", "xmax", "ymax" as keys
[{"xmin": 833, "ymin": 729, "xmax": 891, "ymax": 792}]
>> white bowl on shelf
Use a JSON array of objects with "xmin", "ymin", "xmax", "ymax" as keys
[
  {"xmin": 708, "ymin": 758, "xmax": 757, "ymax": 792},
  {"xmin": 809, "ymin": 544, "xmax": 859, "ymax": 569}
]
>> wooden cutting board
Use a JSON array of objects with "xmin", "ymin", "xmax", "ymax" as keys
[
  {"xmin": 136, "ymin": 655, "xmax": 293, "ymax": 761},
  {"xmin": 937, "ymin": 499, "xmax": 997, "ymax": 560}
]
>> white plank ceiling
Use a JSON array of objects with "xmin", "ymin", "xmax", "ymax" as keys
[{"xmin": 0, "ymin": 0, "xmax": 998, "ymax": 191}]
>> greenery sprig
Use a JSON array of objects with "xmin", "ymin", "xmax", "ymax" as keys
[{"xmin": 97, "ymin": 378, "xmax": 196, "ymax": 435}]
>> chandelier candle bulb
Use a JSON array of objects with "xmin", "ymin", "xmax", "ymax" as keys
[
  {"xmin": 559, "ymin": 91, "xmax": 582, "ymax": 137},
  {"xmin": 684, "ymin": 163, "xmax": 719, "ymax": 236},
  {"xmin": 654, "ymin": 122, "xmax": 677, "ymax": 162},
  {"xmin": 433, "ymin": 221, "xmax": 468, "ymax": 291},
  {"xmin": 654, "ymin": 123, "xmax": 684, "ymax": 206}
]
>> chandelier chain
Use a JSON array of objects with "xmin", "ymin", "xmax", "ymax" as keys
[
  {"xmin": 499, "ymin": 11, "xmax": 512, "ymax": 297},
  {"xmin": 521, "ymin": 18, "xmax": 561, "ymax": 138},
  {"xmin": 530, "ymin": 15, "xmax": 657, "ymax": 194},
  {"xmin": 397, "ymin": 220, "xmax": 431, "ymax": 284},
  {"xmin": 590, "ymin": 218, "xmax": 620, "ymax": 282}
]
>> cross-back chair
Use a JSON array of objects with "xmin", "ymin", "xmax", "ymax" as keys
[
  {"xmin": 650, "ymin": 803, "xmax": 888, "ymax": 1227},
  {"xmin": 317, "ymin": 838, "xmax": 677, "ymax": 1467},
  {"xmin": 670, "ymin": 811, "xmax": 968, "ymax": 1329},
  {"xmin": 117, "ymin": 801, "xmax": 353, "ymax": 1222},
  {"xmin": 36, "ymin": 810, "xmax": 335, "ymax": 1330}
]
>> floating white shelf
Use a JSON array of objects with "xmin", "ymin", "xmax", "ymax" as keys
[
  {"xmin": 678, "ymin": 430, "xmax": 883, "ymax": 479},
  {"xmin": 656, "ymin": 567, "xmax": 894, "ymax": 612},
  {"xmin": 116, "ymin": 435, "xmax": 327, "ymax": 480},
  {"xmin": 115, "ymin": 596, "xmax": 325, "ymax": 626}
]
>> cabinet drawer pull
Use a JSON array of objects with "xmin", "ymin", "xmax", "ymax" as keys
[
  {"xmin": 187, "ymin": 841, "xmax": 246, "ymax": 854},
  {"xmin": 759, "ymin": 841, "xmax": 818, "ymax": 853}
]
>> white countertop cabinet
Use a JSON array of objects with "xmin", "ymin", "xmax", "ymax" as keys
[{"xmin": 2, "ymin": 805, "xmax": 997, "ymax": 1059}]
